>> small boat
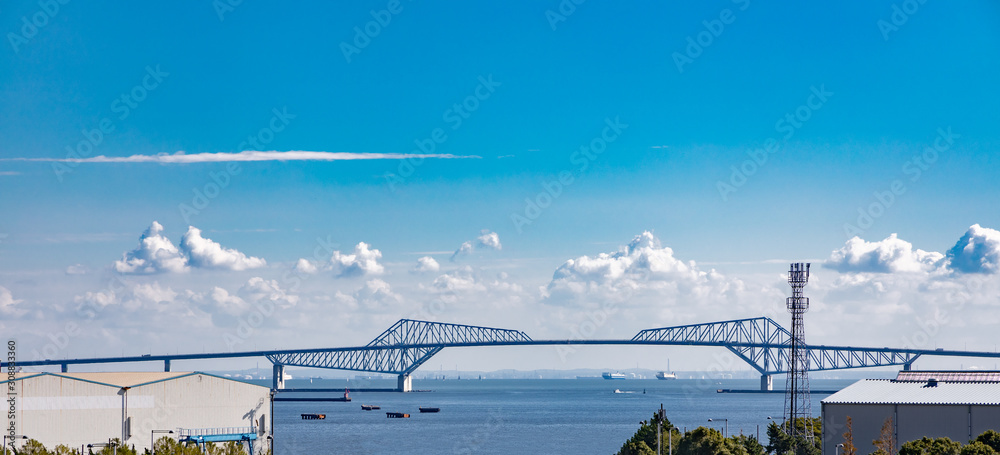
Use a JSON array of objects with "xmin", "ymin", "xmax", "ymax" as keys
[
  {"xmin": 602, "ymin": 372, "xmax": 626, "ymax": 380},
  {"xmin": 361, "ymin": 404, "xmax": 381, "ymax": 411},
  {"xmin": 419, "ymin": 407, "xmax": 440, "ymax": 413},
  {"xmin": 301, "ymin": 413, "xmax": 326, "ymax": 420},
  {"xmin": 386, "ymin": 412, "xmax": 410, "ymax": 418}
]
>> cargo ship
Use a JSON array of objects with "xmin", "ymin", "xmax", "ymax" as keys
[
  {"xmin": 656, "ymin": 371, "xmax": 677, "ymax": 380},
  {"xmin": 602, "ymin": 372, "xmax": 626, "ymax": 380}
]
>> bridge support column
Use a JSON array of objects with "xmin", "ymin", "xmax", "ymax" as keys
[
  {"xmin": 397, "ymin": 374, "xmax": 412, "ymax": 392},
  {"xmin": 273, "ymin": 364, "xmax": 285, "ymax": 390},
  {"xmin": 903, "ymin": 362, "xmax": 912, "ymax": 371},
  {"xmin": 760, "ymin": 374, "xmax": 772, "ymax": 391},
  {"xmin": 61, "ymin": 363, "xmax": 68, "ymax": 373},
  {"xmin": 164, "ymin": 359, "xmax": 171, "ymax": 372}
]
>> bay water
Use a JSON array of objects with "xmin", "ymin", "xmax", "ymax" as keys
[{"xmin": 269, "ymin": 378, "xmax": 855, "ymax": 454}]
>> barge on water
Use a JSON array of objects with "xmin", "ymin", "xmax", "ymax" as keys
[
  {"xmin": 386, "ymin": 412, "xmax": 410, "ymax": 418},
  {"xmin": 301, "ymin": 413, "xmax": 326, "ymax": 420},
  {"xmin": 419, "ymin": 407, "xmax": 440, "ymax": 413}
]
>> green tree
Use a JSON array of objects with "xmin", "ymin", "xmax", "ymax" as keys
[
  {"xmin": 52, "ymin": 446, "xmax": 80, "ymax": 455},
  {"xmin": 960, "ymin": 442, "xmax": 998, "ymax": 455},
  {"xmin": 617, "ymin": 412, "xmax": 682, "ymax": 455},
  {"xmin": 19, "ymin": 439, "xmax": 51, "ymax": 455},
  {"xmin": 734, "ymin": 434, "xmax": 766, "ymax": 455},
  {"xmin": 620, "ymin": 441, "xmax": 657, "ymax": 455},
  {"xmin": 765, "ymin": 419, "xmax": 821, "ymax": 455},
  {"xmin": 974, "ymin": 431, "xmax": 1000, "ymax": 454},
  {"xmin": 898, "ymin": 437, "xmax": 961, "ymax": 455},
  {"xmin": 676, "ymin": 426, "xmax": 747, "ymax": 455}
]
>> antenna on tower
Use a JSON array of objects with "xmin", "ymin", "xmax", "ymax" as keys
[{"xmin": 784, "ymin": 262, "xmax": 815, "ymax": 449}]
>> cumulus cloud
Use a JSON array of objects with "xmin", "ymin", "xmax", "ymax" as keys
[
  {"xmin": 412, "ymin": 256, "xmax": 440, "ymax": 273},
  {"xmin": 330, "ymin": 242, "xmax": 384, "ymax": 277},
  {"xmin": 74, "ymin": 281, "xmax": 180, "ymax": 314},
  {"xmin": 181, "ymin": 227, "xmax": 266, "ymax": 271},
  {"xmin": 825, "ymin": 234, "xmax": 945, "ymax": 274},
  {"xmin": 2, "ymin": 150, "xmax": 480, "ymax": 163},
  {"xmin": 113, "ymin": 222, "xmax": 265, "ymax": 274},
  {"xmin": 238, "ymin": 277, "xmax": 299, "ymax": 309},
  {"xmin": 293, "ymin": 258, "xmax": 318, "ymax": 274},
  {"xmin": 113, "ymin": 222, "xmax": 189, "ymax": 274},
  {"xmin": 0, "ymin": 286, "xmax": 24, "ymax": 316},
  {"xmin": 451, "ymin": 230, "xmax": 502, "ymax": 261},
  {"xmin": 542, "ymin": 231, "xmax": 750, "ymax": 309},
  {"xmin": 297, "ymin": 242, "xmax": 385, "ymax": 278},
  {"xmin": 335, "ymin": 279, "xmax": 402, "ymax": 310},
  {"xmin": 432, "ymin": 266, "xmax": 523, "ymax": 294},
  {"xmin": 947, "ymin": 224, "xmax": 1000, "ymax": 274}
]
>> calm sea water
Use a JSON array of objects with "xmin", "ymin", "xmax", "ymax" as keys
[{"xmin": 268, "ymin": 378, "xmax": 855, "ymax": 455}]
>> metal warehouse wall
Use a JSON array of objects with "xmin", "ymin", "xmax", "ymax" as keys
[
  {"xmin": 3, "ymin": 373, "xmax": 271, "ymax": 454},
  {"xmin": 823, "ymin": 403, "xmax": 1000, "ymax": 455}
]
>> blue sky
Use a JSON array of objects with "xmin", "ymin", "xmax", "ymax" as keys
[{"xmin": 2, "ymin": 1, "xmax": 999, "ymax": 373}]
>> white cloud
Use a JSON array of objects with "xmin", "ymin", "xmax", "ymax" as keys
[
  {"xmin": 0, "ymin": 286, "xmax": 22, "ymax": 315},
  {"xmin": 328, "ymin": 242, "xmax": 385, "ymax": 277},
  {"xmin": 947, "ymin": 224, "xmax": 1000, "ymax": 274},
  {"xmin": 293, "ymin": 242, "xmax": 385, "ymax": 278},
  {"xmin": 4, "ymin": 150, "xmax": 479, "ymax": 163},
  {"xmin": 542, "ymin": 231, "xmax": 752, "ymax": 312},
  {"xmin": 432, "ymin": 265, "xmax": 523, "ymax": 294},
  {"xmin": 293, "ymin": 258, "xmax": 318, "ymax": 274},
  {"xmin": 113, "ymin": 222, "xmax": 265, "ymax": 274},
  {"xmin": 335, "ymin": 279, "xmax": 402, "ymax": 310},
  {"xmin": 450, "ymin": 230, "xmax": 502, "ymax": 261},
  {"xmin": 74, "ymin": 281, "xmax": 180, "ymax": 314},
  {"xmin": 238, "ymin": 277, "xmax": 299, "ymax": 309},
  {"xmin": 65, "ymin": 264, "xmax": 87, "ymax": 275},
  {"xmin": 825, "ymin": 234, "xmax": 945, "ymax": 274},
  {"xmin": 113, "ymin": 222, "xmax": 189, "ymax": 274},
  {"xmin": 412, "ymin": 256, "xmax": 440, "ymax": 273},
  {"xmin": 180, "ymin": 226, "xmax": 266, "ymax": 271}
]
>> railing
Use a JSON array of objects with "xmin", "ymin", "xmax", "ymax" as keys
[{"xmin": 178, "ymin": 427, "xmax": 256, "ymax": 437}]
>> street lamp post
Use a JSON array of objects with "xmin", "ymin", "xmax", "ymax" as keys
[
  {"xmin": 3, "ymin": 435, "xmax": 27, "ymax": 455},
  {"xmin": 151, "ymin": 430, "xmax": 174, "ymax": 455},
  {"xmin": 836, "ymin": 443, "xmax": 845, "ymax": 455},
  {"xmin": 708, "ymin": 418, "xmax": 728, "ymax": 438},
  {"xmin": 88, "ymin": 440, "xmax": 118, "ymax": 455}
]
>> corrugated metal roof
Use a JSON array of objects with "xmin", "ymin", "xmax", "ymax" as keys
[
  {"xmin": 3, "ymin": 371, "xmax": 268, "ymax": 389},
  {"xmin": 822, "ymin": 379, "xmax": 1000, "ymax": 405},
  {"xmin": 4, "ymin": 372, "xmax": 188, "ymax": 387},
  {"xmin": 896, "ymin": 371, "xmax": 1000, "ymax": 383}
]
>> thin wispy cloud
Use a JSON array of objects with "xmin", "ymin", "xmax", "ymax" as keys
[{"xmin": 2, "ymin": 150, "xmax": 481, "ymax": 164}]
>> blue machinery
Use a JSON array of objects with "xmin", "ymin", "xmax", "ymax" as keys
[{"xmin": 5, "ymin": 317, "xmax": 999, "ymax": 391}]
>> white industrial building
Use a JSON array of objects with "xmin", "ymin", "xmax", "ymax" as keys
[
  {"xmin": 822, "ymin": 371, "xmax": 1000, "ymax": 455},
  {"xmin": 3, "ymin": 371, "xmax": 272, "ymax": 454}
]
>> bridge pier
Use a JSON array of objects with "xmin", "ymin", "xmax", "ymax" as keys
[
  {"xmin": 397, "ymin": 374, "xmax": 412, "ymax": 392},
  {"xmin": 164, "ymin": 359, "xmax": 171, "ymax": 372},
  {"xmin": 273, "ymin": 364, "xmax": 285, "ymax": 390},
  {"xmin": 61, "ymin": 363, "xmax": 68, "ymax": 373},
  {"xmin": 760, "ymin": 374, "xmax": 772, "ymax": 391}
]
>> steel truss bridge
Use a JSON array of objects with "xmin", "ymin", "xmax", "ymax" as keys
[{"xmin": 7, "ymin": 317, "xmax": 1000, "ymax": 391}]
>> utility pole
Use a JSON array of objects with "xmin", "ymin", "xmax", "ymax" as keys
[{"xmin": 657, "ymin": 403, "xmax": 665, "ymax": 455}]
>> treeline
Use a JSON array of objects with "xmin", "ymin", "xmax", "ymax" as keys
[
  {"xmin": 616, "ymin": 412, "xmax": 817, "ymax": 455},
  {"xmin": 618, "ymin": 413, "xmax": 1000, "ymax": 455},
  {"xmin": 2, "ymin": 437, "xmax": 261, "ymax": 455},
  {"xmin": 854, "ymin": 416, "xmax": 1000, "ymax": 455}
]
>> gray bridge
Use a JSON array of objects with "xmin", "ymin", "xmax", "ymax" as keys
[{"xmin": 6, "ymin": 317, "xmax": 997, "ymax": 391}]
